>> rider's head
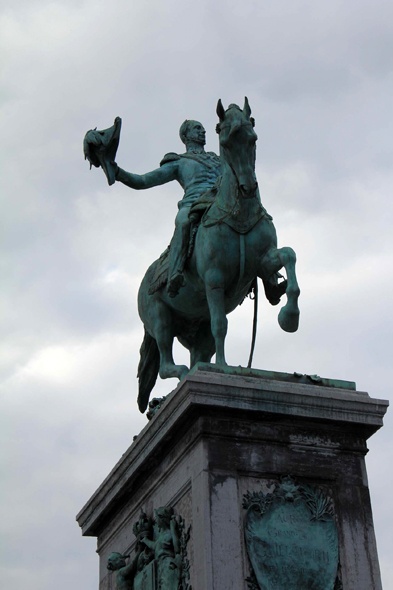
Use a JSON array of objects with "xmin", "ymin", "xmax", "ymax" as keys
[{"xmin": 179, "ymin": 120, "xmax": 206, "ymax": 147}]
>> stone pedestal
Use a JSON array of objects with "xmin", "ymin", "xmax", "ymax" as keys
[{"xmin": 76, "ymin": 365, "xmax": 388, "ymax": 590}]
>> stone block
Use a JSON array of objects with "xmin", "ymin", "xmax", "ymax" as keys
[{"xmin": 76, "ymin": 365, "xmax": 388, "ymax": 590}]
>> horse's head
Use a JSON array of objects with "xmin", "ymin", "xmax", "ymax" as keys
[{"xmin": 216, "ymin": 97, "xmax": 258, "ymax": 199}]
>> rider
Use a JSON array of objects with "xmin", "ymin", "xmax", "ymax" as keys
[{"xmin": 113, "ymin": 120, "xmax": 221, "ymax": 297}]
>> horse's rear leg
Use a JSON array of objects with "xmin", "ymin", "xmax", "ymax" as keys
[
  {"xmin": 260, "ymin": 247, "xmax": 300, "ymax": 333},
  {"xmin": 153, "ymin": 306, "xmax": 189, "ymax": 381},
  {"xmin": 189, "ymin": 321, "xmax": 216, "ymax": 368}
]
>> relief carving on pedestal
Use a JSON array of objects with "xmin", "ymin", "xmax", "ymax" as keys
[
  {"xmin": 107, "ymin": 507, "xmax": 191, "ymax": 590},
  {"xmin": 243, "ymin": 476, "xmax": 341, "ymax": 590}
]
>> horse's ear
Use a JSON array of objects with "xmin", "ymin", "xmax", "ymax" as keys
[
  {"xmin": 217, "ymin": 99, "xmax": 225, "ymax": 121},
  {"xmin": 243, "ymin": 96, "xmax": 251, "ymax": 119}
]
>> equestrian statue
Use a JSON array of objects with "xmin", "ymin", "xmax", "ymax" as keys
[{"xmin": 84, "ymin": 98, "xmax": 300, "ymax": 413}]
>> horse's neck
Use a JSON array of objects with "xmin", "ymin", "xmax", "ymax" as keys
[
  {"xmin": 217, "ymin": 160, "xmax": 238, "ymax": 211},
  {"xmin": 217, "ymin": 159, "xmax": 262, "ymax": 219}
]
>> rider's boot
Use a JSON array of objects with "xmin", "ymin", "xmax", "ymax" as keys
[
  {"xmin": 262, "ymin": 272, "xmax": 288, "ymax": 306},
  {"xmin": 167, "ymin": 271, "xmax": 186, "ymax": 298}
]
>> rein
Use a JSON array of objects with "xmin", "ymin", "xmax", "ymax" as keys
[{"xmin": 247, "ymin": 278, "xmax": 258, "ymax": 368}]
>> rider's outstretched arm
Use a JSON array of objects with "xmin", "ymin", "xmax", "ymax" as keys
[{"xmin": 115, "ymin": 161, "xmax": 178, "ymax": 190}]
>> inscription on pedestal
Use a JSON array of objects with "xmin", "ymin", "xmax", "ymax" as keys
[{"xmin": 243, "ymin": 477, "xmax": 339, "ymax": 590}]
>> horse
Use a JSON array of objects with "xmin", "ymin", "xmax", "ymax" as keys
[{"xmin": 137, "ymin": 98, "xmax": 300, "ymax": 412}]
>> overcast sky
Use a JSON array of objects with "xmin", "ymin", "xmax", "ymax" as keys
[{"xmin": 1, "ymin": 0, "xmax": 392, "ymax": 588}]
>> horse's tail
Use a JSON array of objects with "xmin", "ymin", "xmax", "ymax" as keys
[{"xmin": 137, "ymin": 329, "xmax": 160, "ymax": 413}]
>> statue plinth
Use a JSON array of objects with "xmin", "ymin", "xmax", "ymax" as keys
[{"xmin": 76, "ymin": 365, "xmax": 388, "ymax": 590}]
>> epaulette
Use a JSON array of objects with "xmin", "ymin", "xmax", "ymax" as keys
[{"xmin": 160, "ymin": 152, "xmax": 181, "ymax": 166}]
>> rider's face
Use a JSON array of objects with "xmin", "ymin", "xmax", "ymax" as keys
[{"xmin": 186, "ymin": 122, "xmax": 206, "ymax": 146}]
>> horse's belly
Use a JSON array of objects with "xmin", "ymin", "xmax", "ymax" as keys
[{"xmin": 160, "ymin": 284, "xmax": 211, "ymax": 319}]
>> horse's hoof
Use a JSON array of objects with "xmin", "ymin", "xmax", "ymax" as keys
[
  {"xmin": 178, "ymin": 366, "xmax": 189, "ymax": 381},
  {"xmin": 278, "ymin": 307, "xmax": 299, "ymax": 333},
  {"xmin": 214, "ymin": 360, "xmax": 228, "ymax": 369},
  {"xmin": 159, "ymin": 364, "xmax": 189, "ymax": 380}
]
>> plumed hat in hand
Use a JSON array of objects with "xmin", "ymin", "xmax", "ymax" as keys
[{"xmin": 83, "ymin": 116, "xmax": 122, "ymax": 185}]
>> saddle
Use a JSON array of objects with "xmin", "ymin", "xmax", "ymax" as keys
[{"xmin": 148, "ymin": 246, "xmax": 171, "ymax": 295}]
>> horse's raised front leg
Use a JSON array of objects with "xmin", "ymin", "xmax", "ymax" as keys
[
  {"xmin": 261, "ymin": 246, "xmax": 300, "ymax": 333},
  {"xmin": 205, "ymin": 270, "xmax": 228, "ymax": 365}
]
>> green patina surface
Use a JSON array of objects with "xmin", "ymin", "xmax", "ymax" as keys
[
  {"xmin": 188, "ymin": 362, "xmax": 356, "ymax": 391},
  {"xmin": 243, "ymin": 477, "xmax": 340, "ymax": 590}
]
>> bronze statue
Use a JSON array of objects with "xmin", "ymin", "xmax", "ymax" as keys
[{"xmin": 84, "ymin": 98, "xmax": 300, "ymax": 413}]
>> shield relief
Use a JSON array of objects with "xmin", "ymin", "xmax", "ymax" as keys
[{"xmin": 243, "ymin": 477, "xmax": 340, "ymax": 590}]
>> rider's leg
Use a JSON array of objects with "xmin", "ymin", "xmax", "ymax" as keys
[
  {"xmin": 260, "ymin": 246, "xmax": 300, "ymax": 332},
  {"xmin": 167, "ymin": 205, "xmax": 191, "ymax": 297}
]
